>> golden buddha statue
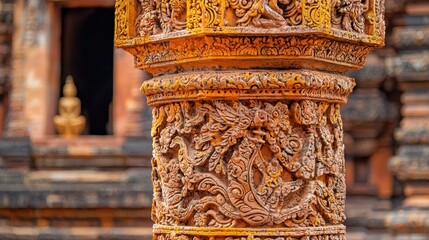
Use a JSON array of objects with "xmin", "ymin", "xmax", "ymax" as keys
[{"xmin": 54, "ymin": 76, "xmax": 86, "ymax": 139}]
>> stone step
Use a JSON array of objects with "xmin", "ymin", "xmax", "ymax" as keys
[
  {"xmin": 0, "ymin": 227, "xmax": 153, "ymax": 240},
  {"xmin": 0, "ymin": 169, "xmax": 153, "ymax": 209},
  {"xmin": 0, "ymin": 183, "xmax": 152, "ymax": 208},
  {"xmin": 0, "ymin": 169, "xmax": 154, "ymax": 228},
  {"xmin": 0, "ymin": 208, "xmax": 153, "ymax": 229}
]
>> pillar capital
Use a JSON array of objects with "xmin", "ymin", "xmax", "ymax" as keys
[
  {"xmin": 115, "ymin": 0, "xmax": 385, "ymax": 239},
  {"xmin": 115, "ymin": 0, "xmax": 384, "ymax": 74}
]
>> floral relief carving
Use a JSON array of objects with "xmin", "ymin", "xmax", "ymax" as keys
[
  {"xmin": 115, "ymin": 0, "xmax": 129, "ymax": 40},
  {"xmin": 151, "ymin": 99, "xmax": 346, "ymax": 229},
  {"xmin": 141, "ymin": 70, "xmax": 355, "ymax": 105},
  {"xmin": 203, "ymin": 0, "xmax": 223, "ymax": 28},
  {"xmin": 131, "ymin": 35, "xmax": 373, "ymax": 73},
  {"xmin": 303, "ymin": 0, "xmax": 330, "ymax": 29},
  {"xmin": 374, "ymin": 0, "xmax": 385, "ymax": 39}
]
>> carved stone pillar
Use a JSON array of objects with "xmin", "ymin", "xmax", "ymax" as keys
[{"xmin": 115, "ymin": 0, "xmax": 385, "ymax": 239}]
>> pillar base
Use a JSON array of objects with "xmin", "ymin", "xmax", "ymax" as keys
[{"xmin": 154, "ymin": 224, "xmax": 346, "ymax": 239}]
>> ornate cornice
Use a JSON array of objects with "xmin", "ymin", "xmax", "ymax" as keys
[
  {"xmin": 126, "ymin": 35, "xmax": 374, "ymax": 74},
  {"xmin": 142, "ymin": 70, "xmax": 355, "ymax": 105}
]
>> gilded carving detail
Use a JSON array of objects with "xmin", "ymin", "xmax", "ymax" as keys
[
  {"xmin": 303, "ymin": 0, "xmax": 331, "ymax": 30},
  {"xmin": 115, "ymin": 0, "xmax": 131, "ymax": 41},
  {"xmin": 204, "ymin": 0, "xmax": 223, "ymax": 28},
  {"xmin": 151, "ymin": 99, "xmax": 346, "ymax": 228},
  {"xmin": 187, "ymin": 0, "xmax": 204, "ymax": 29}
]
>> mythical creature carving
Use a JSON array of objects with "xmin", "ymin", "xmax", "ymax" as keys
[
  {"xmin": 151, "ymin": 99, "xmax": 346, "ymax": 228},
  {"xmin": 135, "ymin": 0, "xmax": 186, "ymax": 36},
  {"xmin": 228, "ymin": 0, "xmax": 286, "ymax": 27},
  {"xmin": 136, "ymin": 0, "xmax": 162, "ymax": 36},
  {"xmin": 166, "ymin": 0, "xmax": 187, "ymax": 31},
  {"xmin": 227, "ymin": 0, "xmax": 301, "ymax": 28},
  {"xmin": 331, "ymin": 0, "xmax": 369, "ymax": 33}
]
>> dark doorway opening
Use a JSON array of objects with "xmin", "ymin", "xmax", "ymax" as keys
[{"xmin": 60, "ymin": 7, "xmax": 114, "ymax": 135}]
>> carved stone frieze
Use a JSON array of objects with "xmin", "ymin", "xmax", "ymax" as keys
[
  {"xmin": 127, "ymin": 35, "xmax": 374, "ymax": 74},
  {"xmin": 115, "ymin": 0, "xmax": 384, "ymax": 74},
  {"xmin": 141, "ymin": 70, "xmax": 355, "ymax": 105},
  {"xmin": 124, "ymin": 0, "xmax": 383, "ymax": 37}
]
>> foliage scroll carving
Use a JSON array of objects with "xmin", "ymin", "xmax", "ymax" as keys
[{"xmin": 151, "ymin": 98, "xmax": 346, "ymax": 228}]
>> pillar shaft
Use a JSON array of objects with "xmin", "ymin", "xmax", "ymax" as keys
[
  {"xmin": 115, "ymin": 0, "xmax": 385, "ymax": 238},
  {"xmin": 147, "ymin": 70, "xmax": 351, "ymax": 239}
]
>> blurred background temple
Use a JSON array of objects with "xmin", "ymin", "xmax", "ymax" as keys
[{"xmin": 0, "ymin": 0, "xmax": 427, "ymax": 239}]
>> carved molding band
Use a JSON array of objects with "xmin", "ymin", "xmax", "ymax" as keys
[
  {"xmin": 142, "ymin": 70, "xmax": 355, "ymax": 105},
  {"xmin": 154, "ymin": 225, "xmax": 346, "ymax": 239},
  {"xmin": 128, "ymin": 35, "xmax": 374, "ymax": 74}
]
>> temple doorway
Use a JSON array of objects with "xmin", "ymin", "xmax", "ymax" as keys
[{"xmin": 60, "ymin": 7, "xmax": 114, "ymax": 135}]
